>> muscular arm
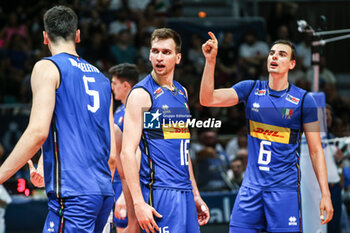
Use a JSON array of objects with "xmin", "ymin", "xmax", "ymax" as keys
[
  {"xmin": 200, "ymin": 32, "xmax": 238, "ymax": 107},
  {"xmin": 304, "ymin": 121, "xmax": 333, "ymax": 224},
  {"xmin": 120, "ymin": 88, "xmax": 161, "ymax": 233},
  {"xmin": 0, "ymin": 60, "xmax": 58, "ymax": 183}
]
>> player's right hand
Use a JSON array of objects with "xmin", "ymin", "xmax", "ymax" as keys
[
  {"xmin": 134, "ymin": 201, "xmax": 162, "ymax": 233},
  {"xmin": 28, "ymin": 160, "xmax": 45, "ymax": 188},
  {"xmin": 115, "ymin": 192, "xmax": 127, "ymax": 220},
  {"xmin": 202, "ymin": 31, "xmax": 218, "ymax": 62}
]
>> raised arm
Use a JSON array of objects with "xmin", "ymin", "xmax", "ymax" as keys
[
  {"xmin": 304, "ymin": 121, "xmax": 333, "ymax": 224},
  {"xmin": 200, "ymin": 32, "xmax": 238, "ymax": 107},
  {"xmin": 120, "ymin": 88, "xmax": 162, "ymax": 233},
  {"xmin": 0, "ymin": 60, "xmax": 58, "ymax": 183}
]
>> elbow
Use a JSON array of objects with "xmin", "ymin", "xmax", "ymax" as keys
[
  {"xmin": 199, "ymin": 96, "xmax": 211, "ymax": 107},
  {"xmin": 28, "ymin": 127, "xmax": 49, "ymax": 145}
]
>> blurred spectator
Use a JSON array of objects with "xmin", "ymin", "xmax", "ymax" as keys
[
  {"xmin": 306, "ymin": 55, "xmax": 336, "ymax": 90},
  {"xmin": 193, "ymin": 129, "xmax": 230, "ymax": 191},
  {"xmin": 288, "ymin": 57, "xmax": 305, "ymax": 85},
  {"xmin": 296, "ymin": 31, "xmax": 313, "ymax": 71},
  {"xmin": 138, "ymin": 31, "xmax": 152, "ymax": 63},
  {"xmin": 109, "ymin": 8, "xmax": 138, "ymax": 36},
  {"xmin": 266, "ymin": 2, "xmax": 298, "ymax": 43},
  {"xmin": 110, "ymin": 29, "xmax": 138, "ymax": 64},
  {"xmin": 217, "ymin": 31, "xmax": 239, "ymax": 82},
  {"xmin": 138, "ymin": 3, "xmax": 165, "ymax": 35},
  {"xmin": 227, "ymin": 157, "xmax": 244, "ymax": 190},
  {"xmin": 238, "ymin": 29, "xmax": 269, "ymax": 80},
  {"xmin": 0, "ymin": 12, "xmax": 28, "ymax": 48},
  {"xmin": 225, "ymin": 126, "xmax": 248, "ymax": 161},
  {"xmin": 188, "ymin": 34, "xmax": 205, "ymax": 75}
]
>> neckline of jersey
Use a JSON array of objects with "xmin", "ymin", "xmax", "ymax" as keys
[{"xmin": 266, "ymin": 82, "xmax": 291, "ymax": 98}]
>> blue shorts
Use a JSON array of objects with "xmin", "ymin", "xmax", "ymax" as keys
[
  {"xmin": 113, "ymin": 180, "xmax": 128, "ymax": 228},
  {"xmin": 230, "ymin": 186, "xmax": 302, "ymax": 232},
  {"xmin": 141, "ymin": 184, "xmax": 200, "ymax": 233},
  {"xmin": 43, "ymin": 194, "xmax": 113, "ymax": 233}
]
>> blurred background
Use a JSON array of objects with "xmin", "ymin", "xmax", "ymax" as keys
[{"xmin": 0, "ymin": 0, "xmax": 350, "ymax": 232}]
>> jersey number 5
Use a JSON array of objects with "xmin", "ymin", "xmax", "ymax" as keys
[
  {"xmin": 258, "ymin": 140, "xmax": 271, "ymax": 171},
  {"xmin": 83, "ymin": 75, "xmax": 100, "ymax": 113}
]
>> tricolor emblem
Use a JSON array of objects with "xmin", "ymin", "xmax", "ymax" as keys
[
  {"xmin": 184, "ymin": 103, "xmax": 189, "ymax": 111},
  {"xmin": 282, "ymin": 108, "xmax": 293, "ymax": 119},
  {"xmin": 118, "ymin": 116, "xmax": 123, "ymax": 126},
  {"xmin": 286, "ymin": 94, "xmax": 300, "ymax": 105}
]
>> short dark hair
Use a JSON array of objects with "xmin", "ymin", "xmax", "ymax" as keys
[
  {"xmin": 151, "ymin": 28, "xmax": 182, "ymax": 53},
  {"xmin": 44, "ymin": 6, "xmax": 78, "ymax": 43},
  {"xmin": 108, "ymin": 63, "xmax": 139, "ymax": 87},
  {"xmin": 271, "ymin": 40, "xmax": 297, "ymax": 61}
]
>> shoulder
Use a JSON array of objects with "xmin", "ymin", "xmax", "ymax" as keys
[{"xmin": 32, "ymin": 59, "xmax": 60, "ymax": 81}]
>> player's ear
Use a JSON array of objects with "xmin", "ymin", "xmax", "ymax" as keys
[
  {"xmin": 75, "ymin": 29, "xmax": 81, "ymax": 43},
  {"xmin": 43, "ymin": 31, "xmax": 49, "ymax": 45},
  {"xmin": 176, "ymin": 53, "xmax": 182, "ymax": 65},
  {"xmin": 289, "ymin": 59, "xmax": 296, "ymax": 70}
]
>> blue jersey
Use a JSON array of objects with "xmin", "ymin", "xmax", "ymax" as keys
[
  {"xmin": 42, "ymin": 53, "xmax": 113, "ymax": 198},
  {"xmin": 233, "ymin": 80, "xmax": 317, "ymax": 191},
  {"xmin": 113, "ymin": 104, "xmax": 125, "ymax": 183},
  {"xmin": 132, "ymin": 74, "xmax": 192, "ymax": 190}
]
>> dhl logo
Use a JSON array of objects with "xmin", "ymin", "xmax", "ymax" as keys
[
  {"xmin": 250, "ymin": 120, "xmax": 290, "ymax": 144},
  {"xmin": 162, "ymin": 124, "xmax": 190, "ymax": 139}
]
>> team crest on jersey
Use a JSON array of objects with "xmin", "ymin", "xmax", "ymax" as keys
[
  {"xmin": 118, "ymin": 116, "xmax": 123, "ymax": 125},
  {"xmin": 255, "ymin": 89, "xmax": 266, "ymax": 96},
  {"xmin": 282, "ymin": 108, "xmax": 293, "ymax": 119},
  {"xmin": 252, "ymin": 102, "xmax": 260, "ymax": 112},
  {"xmin": 286, "ymin": 94, "xmax": 300, "ymax": 105},
  {"xmin": 154, "ymin": 87, "xmax": 164, "ymax": 99}
]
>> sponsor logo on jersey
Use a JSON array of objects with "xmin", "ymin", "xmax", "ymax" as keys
[
  {"xmin": 288, "ymin": 216, "xmax": 297, "ymax": 226},
  {"xmin": 162, "ymin": 105, "xmax": 171, "ymax": 114},
  {"xmin": 255, "ymin": 89, "xmax": 266, "ymax": 96},
  {"xmin": 249, "ymin": 120, "xmax": 291, "ymax": 144},
  {"xmin": 162, "ymin": 123, "xmax": 190, "ymax": 139},
  {"xmin": 252, "ymin": 102, "xmax": 260, "ymax": 112},
  {"xmin": 48, "ymin": 221, "xmax": 55, "ymax": 232},
  {"xmin": 286, "ymin": 94, "xmax": 300, "ymax": 105},
  {"xmin": 154, "ymin": 87, "xmax": 164, "ymax": 99},
  {"xmin": 282, "ymin": 108, "xmax": 293, "ymax": 119},
  {"xmin": 179, "ymin": 90, "xmax": 185, "ymax": 96}
]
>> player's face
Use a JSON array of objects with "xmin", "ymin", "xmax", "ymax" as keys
[
  {"xmin": 111, "ymin": 76, "xmax": 126, "ymax": 101},
  {"xmin": 267, "ymin": 43, "xmax": 295, "ymax": 75},
  {"xmin": 149, "ymin": 38, "xmax": 181, "ymax": 77}
]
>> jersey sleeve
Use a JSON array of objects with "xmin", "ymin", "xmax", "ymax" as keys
[
  {"xmin": 302, "ymin": 93, "xmax": 318, "ymax": 124},
  {"xmin": 232, "ymin": 80, "xmax": 256, "ymax": 103}
]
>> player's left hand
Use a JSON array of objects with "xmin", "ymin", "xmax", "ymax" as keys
[
  {"xmin": 194, "ymin": 196, "xmax": 210, "ymax": 226},
  {"xmin": 320, "ymin": 194, "xmax": 333, "ymax": 225}
]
